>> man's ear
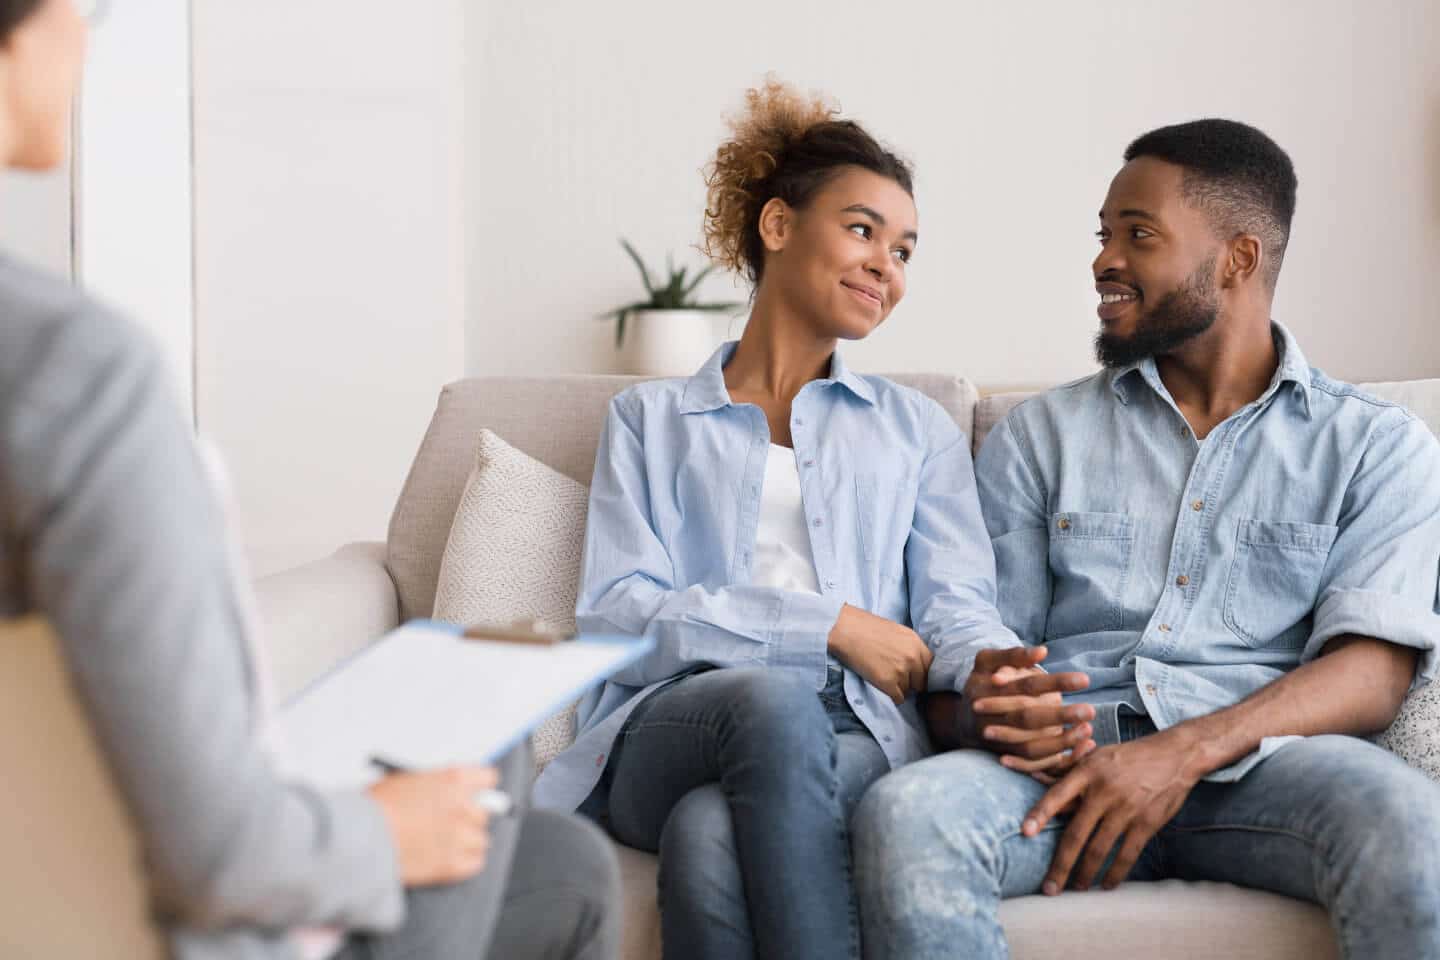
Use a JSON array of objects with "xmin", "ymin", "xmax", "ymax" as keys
[
  {"xmin": 1222, "ymin": 233, "xmax": 1262, "ymax": 289},
  {"xmin": 757, "ymin": 197, "xmax": 792, "ymax": 254}
]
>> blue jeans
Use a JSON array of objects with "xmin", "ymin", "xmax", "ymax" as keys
[
  {"xmin": 853, "ymin": 719, "xmax": 1440, "ymax": 960},
  {"xmin": 585, "ymin": 665, "xmax": 889, "ymax": 960}
]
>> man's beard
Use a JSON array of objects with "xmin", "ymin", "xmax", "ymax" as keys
[{"xmin": 1095, "ymin": 256, "xmax": 1220, "ymax": 369}]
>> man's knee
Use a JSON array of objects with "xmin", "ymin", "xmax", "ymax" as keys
[{"xmin": 854, "ymin": 752, "xmax": 1009, "ymax": 872}]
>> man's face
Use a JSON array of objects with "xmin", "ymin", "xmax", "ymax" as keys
[{"xmin": 1092, "ymin": 157, "xmax": 1222, "ymax": 368}]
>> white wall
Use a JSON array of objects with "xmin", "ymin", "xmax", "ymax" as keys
[
  {"xmin": 193, "ymin": 1, "xmax": 466, "ymax": 576},
  {"xmin": 466, "ymin": 0, "xmax": 1440, "ymax": 387},
  {"xmin": 77, "ymin": 0, "xmax": 195, "ymax": 412}
]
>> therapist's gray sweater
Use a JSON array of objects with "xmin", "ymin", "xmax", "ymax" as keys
[{"xmin": 0, "ymin": 256, "xmax": 402, "ymax": 958}]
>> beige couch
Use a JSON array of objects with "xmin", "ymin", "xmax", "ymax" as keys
[{"xmin": 255, "ymin": 372, "xmax": 1440, "ymax": 960}]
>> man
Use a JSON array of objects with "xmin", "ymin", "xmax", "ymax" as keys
[{"xmin": 853, "ymin": 119, "xmax": 1440, "ymax": 959}]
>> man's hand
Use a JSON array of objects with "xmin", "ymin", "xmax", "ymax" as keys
[
  {"xmin": 1022, "ymin": 726, "xmax": 1205, "ymax": 893},
  {"xmin": 828, "ymin": 604, "xmax": 934, "ymax": 704},
  {"xmin": 369, "ymin": 766, "xmax": 499, "ymax": 886},
  {"xmin": 926, "ymin": 646, "xmax": 1096, "ymax": 776}
]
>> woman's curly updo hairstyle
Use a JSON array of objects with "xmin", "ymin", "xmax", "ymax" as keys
[{"xmin": 702, "ymin": 79, "xmax": 913, "ymax": 287}]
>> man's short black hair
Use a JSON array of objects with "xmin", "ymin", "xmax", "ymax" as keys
[{"xmin": 1124, "ymin": 119, "xmax": 1297, "ymax": 290}]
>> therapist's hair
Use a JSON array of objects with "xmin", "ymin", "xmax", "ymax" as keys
[
  {"xmin": 0, "ymin": 0, "xmax": 41, "ymax": 37},
  {"xmin": 703, "ymin": 78, "xmax": 913, "ymax": 286},
  {"xmin": 1124, "ymin": 119, "xmax": 1297, "ymax": 290}
]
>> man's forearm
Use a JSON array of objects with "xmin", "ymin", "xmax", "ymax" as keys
[{"xmin": 1174, "ymin": 635, "xmax": 1418, "ymax": 778}]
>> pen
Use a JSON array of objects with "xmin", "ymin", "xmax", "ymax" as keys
[{"xmin": 370, "ymin": 755, "xmax": 516, "ymax": 817}]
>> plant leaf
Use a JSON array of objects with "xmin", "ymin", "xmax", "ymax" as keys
[
  {"xmin": 680, "ymin": 263, "xmax": 717, "ymax": 303},
  {"xmin": 620, "ymin": 238, "xmax": 656, "ymax": 297}
]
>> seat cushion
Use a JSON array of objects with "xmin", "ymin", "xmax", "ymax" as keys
[
  {"xmin": 431, "ymin": 430, "xmax": 590, "ymax": 769},
  {"xmin": 387, "ymin": 373, "xmax": 978, "ymax": 622},
  {"xmin": 610, "ymin": 843, "xmax": 1334, "ymax": 960}
]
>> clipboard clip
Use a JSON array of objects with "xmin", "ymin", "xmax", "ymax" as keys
[{"xmin": 462, "ymin": 618, "xmax": 571, "ymax": 646}]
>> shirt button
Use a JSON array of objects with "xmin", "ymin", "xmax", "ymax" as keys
[
  {"xmin": 1158, "ymin": 624, "xmax": 1172, "ymax": 633},
  {"xmin": 794, "ymin": 418, "xmax": 804, "ymax": 427},
  {"xmin": 825, "ymin": 579, "xmax": 836, "ymax": 589},
  {"xmin": 751, "ymin": 486, "xmax": 759, "ymax": 495},
  {"xmin": 1175, "ymin": 575, "xmax": 1189, "ymax": 587},
  {"xmin": 804, "ymin": 459, "xmax": 815, "ymax": 467},
  {"xmin": 1057, "ymin": 518, "xmax": 1071, "ymax": 531},
  {"xmin": 883, "ymin": 735, "xmax": 893, "ymax": 743},
  {"xmin": 1145, "ymin": 684, "xmax": 1158, "ymax": 695},
  {"xmin": 813, "ymin": 518, "xmax": 824, "ymax": 528},
  {"xmin": 1191, "ymin": 500, "xmax": 1204, "ymax": 511},
  {"xmin": 852, "ymin": 698, "xmax": 863, "ymax": 706},
  {"xmin": 595, "ymin": 755, "xmax": 605, "ymax": 768}
]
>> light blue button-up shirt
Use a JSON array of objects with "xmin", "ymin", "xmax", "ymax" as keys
[
  {"xmin": 975, "ymin": 323, "xmax": 1440, "ymax": 780},
  {"xmin": 534, "ymin": 342, "xmax": 1021, "ymax": 811}
]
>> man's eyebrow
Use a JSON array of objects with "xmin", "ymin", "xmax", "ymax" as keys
[
  {"xmin": 1098, "ymin": 207, "xmax": 1158, "ymax": 221},
  {"xmin": 843, "ymin": 204, "xmax": 918, "ymax": 242}
]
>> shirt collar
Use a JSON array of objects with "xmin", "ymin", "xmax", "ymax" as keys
[
  {"xmin": 1108, "ymin": 321, "xmax": 1313, "ymax": 418},
  {"xmin": 679, "ymin": 340, "xmax": 877, "ymax": 414}
]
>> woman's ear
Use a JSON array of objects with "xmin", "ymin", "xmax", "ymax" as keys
[{"xmin": 757, "ymin": 197, "xmax": 791, "ymax": 254}]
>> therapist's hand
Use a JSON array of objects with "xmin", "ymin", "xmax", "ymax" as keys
[
  {"xmin": 828, "ymin": 603, "xmax": 933, "ymax": 704},
  {"xmin": 370, "ymin": 766, "xmax": 499, "ymax": 886}
]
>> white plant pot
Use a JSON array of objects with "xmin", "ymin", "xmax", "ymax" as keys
[{"xmin": 620, "ymin": 309, "xmax": 737, "ymax": 377}]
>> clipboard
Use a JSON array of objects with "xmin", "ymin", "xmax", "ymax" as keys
[{"xmin": 270, "ymin": 620, "xmax": 651, "ymax": 789}]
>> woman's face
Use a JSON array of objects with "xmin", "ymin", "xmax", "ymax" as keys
[
  {"xmin": 759, "ymin": 166, "xmax": 918, "ymax": 342},
  {"xmin": 3, "ymin": 0, "xmax": 87, "ymax": 170}
]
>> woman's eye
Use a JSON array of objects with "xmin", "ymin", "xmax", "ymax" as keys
[
  {"xmin": 892, "ymin": 248, "xmax": 912, "ymax": 264},
  {"xmin": 849, "ymin": 223, "xmax": 872, "ymax": 239}
]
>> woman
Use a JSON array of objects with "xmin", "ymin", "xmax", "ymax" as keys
[
  {"xmin": 0, "ymin": 2, "xmax": 618, "ymax": 958},
  {"xmin": 535, "ymin": 81, "xmax": 1090, "ymax": 960}
]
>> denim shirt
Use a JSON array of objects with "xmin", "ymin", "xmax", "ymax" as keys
[
  {"xmin": 975, "ymin": 323, "xmax": 1440, "ymax": 781},
  {"xmin": 533, "ymin": 342, "xmax": 1021, "ymax": 810}
]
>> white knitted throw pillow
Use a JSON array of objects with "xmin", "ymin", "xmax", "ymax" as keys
[
  {"xmin": 432, "ymin": 430, "xmax": 589, "ymax": 772},
  {"xmin": 1379, "ymin": 680, "xmax": 1440, "ymax": 783}
]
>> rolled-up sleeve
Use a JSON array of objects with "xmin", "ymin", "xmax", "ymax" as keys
[
  {"xmin": 577, "ymin": 395, "xmax": 841, "ymax": 689},
  {"xmin": 1303, "ymin": 414, "xmax": 1440, "ymax": 685},
  {"xmin": 908, "ymin": 401, "xmax": 1023, "ymax": 695}
]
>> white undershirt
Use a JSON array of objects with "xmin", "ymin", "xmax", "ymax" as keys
[{"xmin": 752, "ymin": 443, "xmax": 822, "ymax": 595}]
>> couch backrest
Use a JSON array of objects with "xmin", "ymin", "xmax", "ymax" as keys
[{"xmin": 386, "ymin": 374, "xmax": 979, "ymax": 621}]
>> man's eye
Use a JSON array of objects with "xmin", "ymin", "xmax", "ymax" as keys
[
  {"xmin": 1095, "ymin": 230, "xmax": 1109, "ymax": 246},
  {"xmin": 849, "ymin": 224, "xmax": 872, "ymax": 239},
  {"xmin": 1131, "ymin": 227, "xmax": 1153, "ymax": 240}
]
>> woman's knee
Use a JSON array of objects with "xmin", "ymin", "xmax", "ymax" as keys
[
  {"xmin": 710, "ymin": 667, "xmax": 829, "ymax": 747},
  {"xmin": 658, "ymin": 785, "xmax": 741, "ymax": 898}
]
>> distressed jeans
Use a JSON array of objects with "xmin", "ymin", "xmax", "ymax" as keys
[
  {"xmin": 585, "ymin": 665, "xmax": 889, "ymax": 960},
  {"xmin": 853, "ymin": 717, "xmax": 1440, "ymax": 960}
]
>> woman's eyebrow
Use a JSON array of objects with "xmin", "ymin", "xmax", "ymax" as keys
[{"xmin": 842, "ymin": 204, "xmax": 918, "ymax": 243}]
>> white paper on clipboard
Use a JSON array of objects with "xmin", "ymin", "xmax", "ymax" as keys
[{"xmin": 270, "ymin": 620, "xmax": 651, "ymax": 789}]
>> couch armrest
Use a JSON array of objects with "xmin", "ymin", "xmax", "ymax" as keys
[{"xmin": 254, "ymin": 541, "xmax": 400, "ymax": 703}]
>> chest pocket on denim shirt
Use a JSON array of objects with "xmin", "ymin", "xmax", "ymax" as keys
[
  {"xmin": 1224, "ymin": 518, "xmax": 1338, "ymax": 649},
  {"xmin": 1046, "ymin": 511, "xmax": 1136, "ymax": 640}
]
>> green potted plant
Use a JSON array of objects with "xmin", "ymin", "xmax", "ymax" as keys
[{"xmin": 606, "ymin": 238, "xmax": 743, "ymax": 375}]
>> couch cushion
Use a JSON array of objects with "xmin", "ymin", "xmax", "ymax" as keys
[
  {"xmin": 973, "ymin": 390, "xmax": 1036, "ymax": 455},
  {"xmin": 431, "ymin": 430, "xmax": 589, "ymax": 769},
  {"xmin": 387, "ymin": 373, "xmax": 978, "ymax": 622},
  {"xmin": 612, "ymin": 845, "xmax": 1335, "ymax": 960}
]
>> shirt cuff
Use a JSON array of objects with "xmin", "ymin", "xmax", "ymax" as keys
[
  {"xmin": 1306, "ymin": 587, "xmax": 1440, "ymax": 687},
  {"xmin": 929, "ymin": 637, "xmax": 1026, "ymax": 695},
  {"xmin": 771, "ymin": 592, "xmax": 845, "ymax": 684}
]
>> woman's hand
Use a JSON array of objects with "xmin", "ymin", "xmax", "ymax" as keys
[
  {"xmin": 369, "ymin": 766, "xmax": 499, "ymax": 887},
  {"xmin": 827, "ymin": 604, "xmax": 934, "ymax": 704}
]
